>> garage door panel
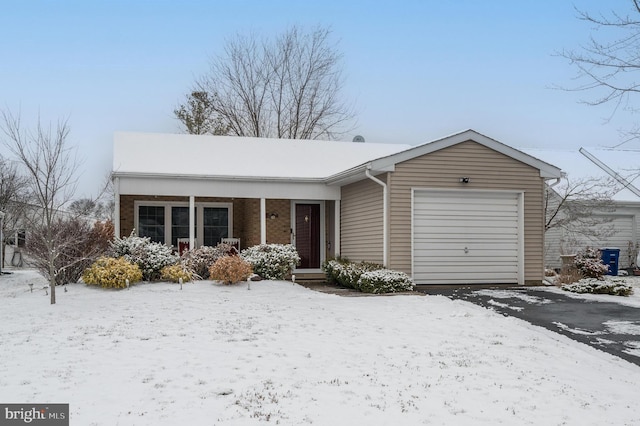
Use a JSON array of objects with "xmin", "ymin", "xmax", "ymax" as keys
[
  {"xmin": 413, "ymin": 246, "xmax": 519, "ymax": 256},
  {"xmin": 413, "ymin": 190, "xmax": 521, "ymax": 285}
]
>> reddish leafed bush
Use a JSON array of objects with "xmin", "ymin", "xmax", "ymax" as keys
[{"xmin": 209, "ymin": 255, "xmax": 253, "ymax": 285}]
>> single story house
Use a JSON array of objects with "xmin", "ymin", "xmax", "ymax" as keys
[
  {"xmin": 521, "ymin": 147, "xmax": 640, "ymax": 270},
  {"xmin": 112, "ymin": 129, "xmax": 562, "ymax": 285}
]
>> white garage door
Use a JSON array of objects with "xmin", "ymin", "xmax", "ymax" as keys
[{"xmin": 412, "ymin": 190, "xmax": 522, "ymax": 285}]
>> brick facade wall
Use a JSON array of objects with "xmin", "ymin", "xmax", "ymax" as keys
[{"xmin": 266, "ymin": 199, "xmax": 291, "ymax": 244}]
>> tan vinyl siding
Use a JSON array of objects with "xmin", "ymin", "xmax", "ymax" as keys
[
  {"xmin": 340, "ymin": 176, "xmax": 385, "ymax": 264},
  {"xmin": 388, "ymin": 140, "xmax": 546, "ymax": 284}
]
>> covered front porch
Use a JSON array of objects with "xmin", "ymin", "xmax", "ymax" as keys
[{"xmin": 116, "ymin": 194, "xmax": 340, "ymax": 273}]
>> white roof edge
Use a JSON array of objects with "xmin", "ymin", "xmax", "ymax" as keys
[{"xmin": 579, "ymin": 147, "xmax": 640, "ymax": 197}]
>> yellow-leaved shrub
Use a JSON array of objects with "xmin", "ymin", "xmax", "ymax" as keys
[
  {"xmin": 82, "ymin": 257, "xmax": 142, "ymax": 289},
  {"xmin": 160, "ymin": 264, "xmax": 193, "ymax": 283},
  {"xmin": 209, "ymin": 256, "xmax": 253, "ymax": 284}
]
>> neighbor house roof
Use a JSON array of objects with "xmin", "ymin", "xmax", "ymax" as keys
[
  {"xmin": 520, "ymin": 147, "xmax": 640, "ymax": 203},
  {"xmin": 112, "ymin": 132, "xmax": 411, "ymax": 181}
]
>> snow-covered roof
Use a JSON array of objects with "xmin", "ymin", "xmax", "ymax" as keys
[
  {"xmin": 113, "ymin": 132, "xmax": 412, "ymax": 180},
  {"xmin": 520, "ymin": 147, "xmax": 640, "ymax": 203}
]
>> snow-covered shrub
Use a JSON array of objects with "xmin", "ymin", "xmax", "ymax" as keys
[
  {"xmin": 180, "ymin": 243, "xmax": 236, "ymax": 279},
  {"xmin": 160, "ymin": 264, "xmax": 193, "ymax": 283},
  {"xmin": 357, "ymin": 269, "xmax": 415, "ymax": 294},
  {"xmin": 82, "ymin": 257, "xmax": 142, "ymax": 289},
  {"xmin": 209, "ymin": 256, "xmax": 253, "ymax": 284},
  {"xmin": 574, "ymin": 247, "xmax": 609, "ymax": 279},
  {"xmin": 241, "ymin": 244, "xmax": 300, "ymax": 280},
  {"xmin": 562, "ymin": 277, "xmax": 633, "ymax": 296},
  {"xmin": 322, "ymin": 257, "xmax": 349, "ymax": 284},
  {"xmin": 337, "ymin": 261, "xmax": 383, "ymax": 289},
  {"xmin": 110, "ymin": 233, "xmax": 178, "ymax": 281}
]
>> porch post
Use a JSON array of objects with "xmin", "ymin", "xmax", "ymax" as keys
[
  {"xmin": 113, "ymin": 177, "xmax": 120, "ymax": 238},
  {"xmin": 189, "ymin": 195, "xmax": 195, "ymax": 250},
  {"xmin": 334, "ymin": 200, "xmax": 340, "ymax": 256},
  {"xmin": 260, "ymin": 198, "xmax": 267, "ymax": 244}
]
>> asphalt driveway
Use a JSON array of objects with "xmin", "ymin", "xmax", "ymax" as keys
[{"xmin": 420, "ymin": 286, "xmax": 640, "ymax": 367}]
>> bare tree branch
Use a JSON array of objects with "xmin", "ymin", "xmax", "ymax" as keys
[
  {"xmin": 185, "ymin": 25, "xmax": 355, "ymax": 140},
  {"xmin": 1, "ymin": 109, "xmax": 79, "ymax": 304},
  {"xmin": 558, "ymin": 2, "xmax": 640, "ymax": 145}
]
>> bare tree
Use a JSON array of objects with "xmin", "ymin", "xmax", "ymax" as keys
[
  {"xmin": 183, "ymin": 25, "xmax": 355, "ymax": 140},
  {"xmin": 1, "ymin": 110, "xmax": 78, "ymax": 304},
  {"xmin": 545, "ymin": 175, "xmax": 619, "ymax": 259},
  {"xmin": 0, "ymin": 155, "xmax": 30, "ymax": 269},
  {"xmin": 174, "ymin": 91, "xmax": 229, "ymax": 135},
  {"xmin": 69, "ymin": 198, "xmax": 113, "ymax": 221},
  {"xmin": 546, "ymin": 176, "xmax": 617, "ymax": 232},
  {"xmin": 559, "ymin": 1, "xmax": 640, "ymax": 145},
  {"xmin": 27, "ymin": 217, "xmax": 113, "ymax": 287}
]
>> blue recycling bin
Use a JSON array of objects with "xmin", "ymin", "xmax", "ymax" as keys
[{"xmin": 600, "ymin": 247, "xmax": 620, "ymax": 276}]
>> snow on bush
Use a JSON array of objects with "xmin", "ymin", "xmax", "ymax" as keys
[
  {"xmin": 110, "ymin": 233, "xmax": 178, "ymax": 281},
  {"xmin": 357, "ymin": 269, "xmax": 414, "ymax": 294},
  {"xmin": 180, "ymin": 243, "xmax": 236, "ymax": 279},
  {"xmin": 574, "ymin": 247, "xmax": 610, "ymax": 279},
  {"xmin": 160, "ymin": 264, "xmax": 193, "ymax": 283},
  {"xmin": 322, "ymin": 258, "xmax": 349, "ymax": 285},
  {"xmin": 82, "ymin": 257, "xmax": 142, "ymax": 289},
  {"xmin": 323, "ymin": 258, "xmax": 413, "ymax": 293},
  {"xmin": 209, "ymin": 256, "xmax": 253, "ymax": 284},
  {"xmin": 340, "ymin": 262, "xmax": 382, "ymax": 289},
  {"xmin": 562, "ymin": 277, "xmax": 634, "ymax": 296},
  {"xmin": 241, "ymin": 244, "xmax": 300, "ymax": 280}
]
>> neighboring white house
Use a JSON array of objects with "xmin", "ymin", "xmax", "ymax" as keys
[{"xmin": 521, "ymin": 147, "xmax": 640, "ymax": 270}]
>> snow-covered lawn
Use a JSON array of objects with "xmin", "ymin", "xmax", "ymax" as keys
[{"xmin": 1, "ymin": 269, "xmax": 639, "ymax": 425}]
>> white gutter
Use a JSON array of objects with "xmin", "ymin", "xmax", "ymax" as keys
[
  {"xmin": 365, "ymin": 168, "xmax": 388, "ymax": 267},
  {"xmin": 579, "ymin": 147, "xmax": 640, "ymax": 197}
]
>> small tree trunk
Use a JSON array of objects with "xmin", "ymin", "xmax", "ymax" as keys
[{"xmin": 49, "ymin": 251, "xmax": 56, "ymax": 305}]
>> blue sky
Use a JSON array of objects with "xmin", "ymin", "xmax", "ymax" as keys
[{"xmin": 1, "ymin": 0, "xmax": 636, "ymax": 197}]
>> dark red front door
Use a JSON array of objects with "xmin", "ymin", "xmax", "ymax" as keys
[{"xmin": 295, "ymin": 204, "xmax": 320, "ymax": 269}]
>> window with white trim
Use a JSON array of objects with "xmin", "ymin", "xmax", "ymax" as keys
[
  {"xmin": 138, "ymin": 205, "xmax": 165, "ymax": 244},
  {"xmin": 135, "ymin": 202, "xmax": 232, "ymax": 248}
]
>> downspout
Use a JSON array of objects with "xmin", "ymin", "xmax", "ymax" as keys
[
  {"xmin": 543, "ymin": 173, "xmax": 564, "ymax": 286},
  {"xmin": 365, "ymin": 168, "xmax": 388, "ymax": 267}
]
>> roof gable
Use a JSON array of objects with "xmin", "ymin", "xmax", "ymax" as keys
[
  {"xmin": 370, "ymin": 129, "xmax": 562, "ymax": 178},
  {"xmin": 327, "ymin": 129, "xmax": 562, "ymax": 185}
]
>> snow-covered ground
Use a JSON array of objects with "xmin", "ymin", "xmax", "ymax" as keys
[
  {"xmin": 1, "ymin": 269, "xmax": 639, "ymax": 425},
  {"xmin": 541, "ymin": 275, "xmax": 640, "ymax": 308}
]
